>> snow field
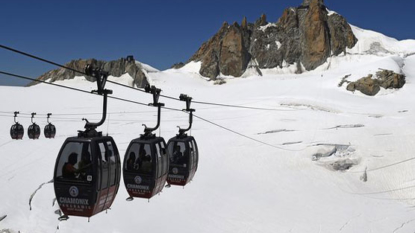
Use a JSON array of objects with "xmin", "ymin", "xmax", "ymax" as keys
[{"xmin": 2, "ymin": 27, "xmax": 415, "ymax": 233}]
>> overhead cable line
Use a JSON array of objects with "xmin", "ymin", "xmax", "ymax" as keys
[
  {"xmin": 0, "ymin": 44, "xmax": 296, "ymax": 112},
  {"xmin": 1, "ymin": 70, "xmax": 299, "ymax": 152},
  {"xmin": 193, "ymin": 114, "xmax": 306, "ymax": 152},
  {"xmin": 0, "ymin": 44, "xmax": 87, "ymax": 76},
  {"xmin": 0, "ymin": 71, "xmax": 150, "ymax": 108}
]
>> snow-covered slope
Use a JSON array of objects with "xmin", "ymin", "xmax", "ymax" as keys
[
  {"xmin": 349, "ymin": 25, "xmax": 415, "ymax": 56},
  {"xmin": 136, "ymin": 61, "xmax": 159, "ymax": 74},
  {"xmin": 2, "ymin": 25, "xmax": 415, "ymax": 233},
  {"xmin": 2, "ymin": 48, "xmax": 415, "ymax": 232}
]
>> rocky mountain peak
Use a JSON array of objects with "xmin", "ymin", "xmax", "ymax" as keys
[
  {"xmin": 256, "ymin": 14, "xmax": 268, "ymax": 27},
  {"xmin": 187, "ymin": 0, "xmax": 357, "ymax": 79},
  {"xmin": 30, "ymin": 56, "xmax": 149, "ymax": 87},
  {"xmin": 302, "ymin": 0, "xmax": 324, "ymax": 7},
  {"xmin": 241, "ymin": 16, "xmax": 248, "ymax": 29}
]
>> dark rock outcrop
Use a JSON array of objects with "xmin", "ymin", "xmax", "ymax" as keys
[
  {"xmin": 171, "ymin": 62, "xmax": 185, "ymax": 69},
  {"xmin": 30, "ymin": 57, "xmax": 148, "ymax": 88},
  {"xmin": 219, "ymin": 23, "xmax": 250, "ymax": 77},
  {"xmin": 346, "ymin": 70, "xmax": 406, "ymax": 96},
  {"xmin": 188, "ymin": 0, "xmax": 358, "ymax": 79},
  {"xmin": 301, "ymin": 0, "xmax": 331, "ymax": 70},
  {"xmin": 376, "ymin": 69, "xmax": 406, "ymax": 89},
  {"xmin": 346, "ymin": 74, "xmax": 380, "ymax": 96}
]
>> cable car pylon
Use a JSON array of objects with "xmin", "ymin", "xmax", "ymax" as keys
[
  {"xmin": 166, "ymin": 94, "xmax": 199, "ymax": 187},
  {"xmin": 53, "ymin": 65, "xmax": 121, "ymax": 221},
  {"xmin": 123, "ymin": 85, "xmax": 170, "ymax": 201},
  {"xmin": 10, "ymin": 111, "xmax": 24, "ymax": 140}
]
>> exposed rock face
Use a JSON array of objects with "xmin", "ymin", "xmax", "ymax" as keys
[
  {"xmin": 328, "ymin": 13, "xmax": 358, "ymax": 56},
  {"xmin": 188, "ymin": 0, "xmax": 358, "ymax": 79},
  {"xmin": 346, "ymin": 74, "xmax": 380, "ymax": 96},
  {"xmin": 376, "ymin": 69, "xmax": 406, "ymax": 89},
  {"xmin": 346, "ymin": 70, "xmax": 406, "ymax": 96},
  {"xmin": 301, "ymin": 0, "xmax": 331, "ymax": 70},
  {"xmin": 190, "ymin": 21, "xmax": 251, "ymax": 79},
  {"xmin": 219, "ymin": 23, "xmax": 250, "ymax": 77},
  {"xmin": 30, "ymin": 57, "xmax": 148, "ymax": 88}
]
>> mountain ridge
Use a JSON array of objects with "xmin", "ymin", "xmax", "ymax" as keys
[{"xmin": 186, "ymin": 0, "xmax": 357, "ymax": 79}]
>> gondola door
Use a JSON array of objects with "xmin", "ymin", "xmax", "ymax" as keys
[
  {"xmin": 153, "ymin": 140, "xmax": 169, "ymax": 195},
  {"xmin": 188, "ymin": 138, "xmax": 199, "ymax": 183},
  {"xmin": 95, "ymin": 139, "xmax": 120, "ymax": 212}
]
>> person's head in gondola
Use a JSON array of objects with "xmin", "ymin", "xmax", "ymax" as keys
[
  {"xmin": 127, "ymin": 151, "xmax": 136, "ymax": 170},
  {"xmin": 62, "ymin": 152, "xmax": 78, "ymax": 179},
  {"xmin": 68, "ymin": 152, "xmax": 78, "ymax": 165}
]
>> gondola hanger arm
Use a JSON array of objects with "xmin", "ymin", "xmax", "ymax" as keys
[
  {"xmin": 31, "ymin": 112, "xmax": 36, "ymax": 124},
  {"xmin": 14, "ymin": 111, "xmax": 19, "ymax": 123}
]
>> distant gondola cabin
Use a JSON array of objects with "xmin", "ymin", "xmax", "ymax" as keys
[
  {"xmin": 167, "ymin": 135, "xmax": 199, "ymax": 186},
  {"xmin": 123, "ymin": 136, "xmax": 169, "ymax": 199}
]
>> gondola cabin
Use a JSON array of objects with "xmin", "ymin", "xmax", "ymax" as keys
[
  {"xmin": 10, "ymin": 111, "xmax": 24, "ymax": 140},
  {"xmin": 44, "ymin": 113, "xmax": 56, "ymax": 139},
  {"xmin": 28, "ymin": 113, "xmax": 40, "ymax": 140},
  {"xmin": 53, "ymin": 135, "xmax": 121, "ymax": 217},
  {"xmin": 167, "ymin": 135, "xmax": 199, "ymax": 186},
  {"xmin": 123, "ymin": 136, "xmax": 169, "ymax": 199},
  {"xmin": 44, "ymin": 123, "xmax": 56, "ymax": 138},
  {"xmin": 28, "ymin": 124, "xmax": 40, "ymax": 139},
  {"xmin": 10, "ymin": 124, "xmax": 24, "ymax": 140},
  {"xmin": 53, "ymin": 64, "xmax": 121, "ymax": 219}
]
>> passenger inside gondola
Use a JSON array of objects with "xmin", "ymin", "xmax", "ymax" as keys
[
  {"xmin": 138, "ymin": 147, "xmax": 152, "ymax": 173},
  {"xmin": 172, "ymin": 144, "xmax": 187, "ymax": 167},
  {"xmin": 78, "ymin": 151, "xmax": 92, "ymax": 180},
  {"xmin": 126, "ymin": 152, "xmax": 137, "ymax": 171},
  {"xmin": 172, "ymin": 145, "xmax": 182, "ymax": 163},
  {"xmin": 62, "ymin": 153, "xmax": 78, "ymax": 179}
]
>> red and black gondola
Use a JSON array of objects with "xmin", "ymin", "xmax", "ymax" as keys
[
  {"xmin": 28, "ymin": 113, "xmax": 41, "ymax": 139},
  {"xmin": 44, "ymin": 113, "xmax": 56, "ymax": 139},
  {"xmin": 167, "ymin": 135, "xmax": 199, "ymax": 186},
  {"xmin": 10, "ymin": 111, "xmax": 24, "ymax": 140},
  {"xmin": 53, "ymin": 65, "xmax": 121, "ymax": 220},
  {"xmin": 123, "ymin": 85, "xmax": 169, "ymax": 200},
  {"xmin": 167, "ymin": 94, "xmax": 199, "ymax": 186}
]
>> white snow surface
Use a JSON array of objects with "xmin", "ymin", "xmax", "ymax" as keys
[
  {"xmin": 349, "ymin": 25, "xmax": 415, "ymax": 56},
  {"xmin": 2, "ymin": 27, "xmax": 415, "ymax": 233},
  {"xmin": 135, "ymin": 61, "xmax": 159, "ymax": 73}
]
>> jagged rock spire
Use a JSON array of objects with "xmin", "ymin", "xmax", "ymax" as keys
[
  {"xmin": 188, "ymin": 0, "xmax": 357, "ymax": 79},
  {"xmin": 241, "ymin": 16, "xmax": 248, "ymax": 29}
]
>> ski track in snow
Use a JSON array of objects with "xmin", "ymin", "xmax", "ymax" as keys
[
  {"xmin": 392, "ymin": 218, "xmax": 415, "ymax": 233},
  {"xmin": 29, "ymin": 179, "xmax": 54, "ymax": 211}
]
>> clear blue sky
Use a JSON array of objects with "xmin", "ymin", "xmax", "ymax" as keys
[{"xmin": 1, "ymin": 0, "xmax": 414, "ymax": 86}]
